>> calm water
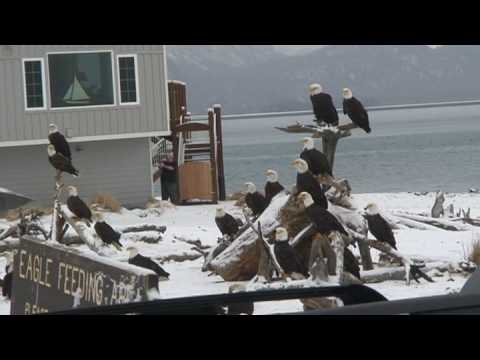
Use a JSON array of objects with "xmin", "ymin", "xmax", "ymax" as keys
[{"xmin": 221, "ymin": 104, "xmax": 480, "ymax": 194}]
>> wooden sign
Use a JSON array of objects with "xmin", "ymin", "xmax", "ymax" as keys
[{"xmin": 10, "ymin": 237, "xmax": 159, "ymax": 315}]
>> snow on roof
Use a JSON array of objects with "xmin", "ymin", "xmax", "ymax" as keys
[
  {"xmin": 0, "ymin": 187, "xmax": 30, "ymax": 199},
  {"xmin": 0, "ymin": 188, "xmax": 15, "ymax": 195}
]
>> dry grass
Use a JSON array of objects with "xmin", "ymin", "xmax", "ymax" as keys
[
  {"xmin": 468, "ymin": 238, "xmax": 480, "ymax": 266},
  {"xmin": 228, "ymin": 191, "xmax": 245, "ymax": 201},
  {"xmin": 228, "ymin": 191, "xmax": 246, "ymax": 207},
  {"xmin": 145, "ymin": 197, "xmax": 175, "ymax": 210},
  {"xmin": 90, "ymin": 193, "xmax": 122, "ymax": 213}
]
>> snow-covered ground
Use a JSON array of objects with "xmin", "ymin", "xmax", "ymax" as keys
[{"xmin": 1, "ymin": 192, "xmax": 479, "ymax": 315}]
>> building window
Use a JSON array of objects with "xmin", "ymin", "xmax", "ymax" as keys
[
  {"xmin": 117, "ymin": 55, "xmax": 139, "ymax": 105},
  {"xmin": 48, "ymin": 51, "xmax": 115, "ymax": 109},
  {"xmin": 22, "ymin": 58, "xmax": 46, "ymax": 110}
]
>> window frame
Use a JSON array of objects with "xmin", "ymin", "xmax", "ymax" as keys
[
  {"xmin": 116, "ymin": 54, "xmax": 140, "ymax": 106},
  {"xmin": 22, "ymin": 57, "xmax": 47, "ymax": 111},
  {"xmin": 46, "ymin": 50, "xmax": 117, "ymax": 111}
]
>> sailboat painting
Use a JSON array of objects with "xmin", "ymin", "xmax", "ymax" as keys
[{"xmin": 63, "ymin": 74, "xmax": 92, "ymax": 105}]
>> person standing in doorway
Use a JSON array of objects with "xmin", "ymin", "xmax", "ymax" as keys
[{"xmin": 160, "ymin": 152, "xmax": 177, "ymax": 203}]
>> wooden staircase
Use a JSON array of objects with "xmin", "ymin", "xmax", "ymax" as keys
[
  {"xmin": 153, "ymin": 80, "xmax": 225, "ymax": 205},
  {"xmin": 175, "ymin": 108, "xmax": 219, "ymax": 204}
]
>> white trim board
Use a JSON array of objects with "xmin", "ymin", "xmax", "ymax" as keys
[
  {"xmin": 117, "ymin": 54, "xmax": 140, "ymax": 106},
  {"xmin": 163, "ymin": 46, "xmax": 171, "ymax": 134},
  {"xmin": 21, "ymin": 57, "xmax": 47, "ymax": 111},
  {"xmin": 0, "ymin": 131, "xmax": 172, "ymax": 148}
]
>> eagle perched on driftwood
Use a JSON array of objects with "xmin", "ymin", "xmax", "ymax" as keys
[
  {"xmin": 309, "ymin": 84, "xmax": 339, "ymax": 127},
  {"xmin": 273, "ymin": 227, "xmax": 309, "ymax": 279},
  {"xmin": 342, "ymin": 88, "xmax": 371, "ymax": 134},
  {"xmin": 215, "ymin": 207, "xmax": 242, "ymax": 239},
  {"xmin": 66, "ymin": 186, "xmax": 93, "ymax": 226},
  {"xmin": 300, "ymin": 137, "xmax": 333, "ymax": 177},
  {"xmin": 244, "ymin": 182, "xmax": 268, "ymax": 217},
  {"xmin": 47, "ymin": 145, "xmax": 79, "ymax": 177},
  {"xmin": 48, "ymin": 123, "xmax": 72, "ymax": 160},
  {"xmin": 264, "ymin": 170, "xmax": 285, "ymax": 205},
  {"xmin": 292, "ymin": 159, "xmax": 328, "ymax": 209},
  {"xmin": 364, "ymin": 203, "xmax": 397, "ymax": 250}
]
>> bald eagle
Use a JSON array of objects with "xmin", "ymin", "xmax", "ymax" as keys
[
  {"xmin": 244, "ymin": 183, "xmax": 268, "ymax": 216},
  {"xmin": 264, "ymin": 170, "xmax": 285, "ymax": 205},
  {"xmin": 364, "ymin": 203, "xmax": 397, "ymax": 249},
  {"xmin": 47, "ymin": 145, "xmax": 79, "ymax": 177},
  {"xmin": 66, "ymin": 186, "xmax": 92, "ymax": 226},
  {"xmin": 273, "ymin": 227, "xmax": 309, "ymax": 279},
  {"xmin": 94, "ymin": 217, "xmax": 123, "ymax": 250},
  {"xmin": 127, "ymin": 247, "xmax": 170, "ymax": 279},
  {"xmin": 342, "ymin": 88, "xmax": 371, "ymax": 134},
  {"xmin": 298, "ymin": 192, "xmax": 347, "ymax": 236},
  {"xmin": 344, "ymin": 247, "xmax": 361, "ymax": 280},
  {"xmin": 215, "ymin": 208, "xmax": 242, "ymax": 239},
  {"xmin": 292, "ymin": 159, "xmax": 328, "ymax": 209},
  {"xmin": 48, "ymin": 124, "xmax": 72, "ymax": 160},
  {"xmin": 309, "ymin": 84, "xmax": 339, "ymax": 126},
  {"xmin": 300, "ymin": 137, "xmax": 333, "ymax": 177}
]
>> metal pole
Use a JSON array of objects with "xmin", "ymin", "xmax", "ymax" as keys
[{"xmin": 214, "ymin": 105, "xmax": 226, "ymax": 201}]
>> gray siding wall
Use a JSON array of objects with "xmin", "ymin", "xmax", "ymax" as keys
[
  {"xmin": 0, "ymin": 138, "xmax": 153, "ymax": 208},
  {"xmin": 0, "ymin": 45, "xmax": 169, "ymax": 144}
]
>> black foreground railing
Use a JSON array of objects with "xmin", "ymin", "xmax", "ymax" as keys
[{"xmin": 45, "ymin": 285, "xmax": 388, "ymax": 315}]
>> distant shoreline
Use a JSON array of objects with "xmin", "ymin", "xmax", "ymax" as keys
[{"xmin": 192, "ymin": 99, "xmax": 480, "ymax": 121}]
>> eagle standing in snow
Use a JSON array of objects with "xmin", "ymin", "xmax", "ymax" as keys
[
  {"xmin": 264, "ymin": 169, "xmax": 285, "ymax": 205},
  {"xmin": 300, "ymin": 137, "xmax": 333, "ymax": 177},
  {"xmin": 244, "ymin": 182, "xmax": 268, "ymax": 217},
  {"xmin": 127, "ymin": 247, "xmax": 170, "ymax": 279},
  {"xmin": 273, "ymin": 227, "xmax": 309, "ymax": 279},
  {"xmin": 364, "ymin": 203, "xmax": 397, "ymax": 249},
  {"xmin": 48, "ymin": 123, "xmax": 72, "ymax": 160},
  {"xmin": 47, "ymin": 144, "xmax": 79, "ymax": 177},
  {"xmin": 309, "ymin": 84, "xmax": 339, "ymax": 127},
  {"xmin": 298, "ymin": 192, "xmax": 347, "ymax": 236},
  {"xmin": 342, "ymin": 88, "xmax": 371, "ymax": 134},
  {"xmin": 67, "ymin": 186, "xmax": 93, "ymax": 226},
  {"xmin": 94, "ymin": 214, "xmax": 123, "ymax": 250},
  {"xmin": 292, "ymin": 159, "xmax": 328, "ymax": 209},
  {"xmin": 215, "ymin": 207, "xmax": 242, "ymax": 239}
]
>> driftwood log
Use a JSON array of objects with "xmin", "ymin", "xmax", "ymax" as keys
[
  {"xmin": 0, "ymin": 211, "xmax": 49, "ymax": 243},
  {"xmin": 120, "ymin": 225, "xmax": 167, "ymax": 234},
  {"xmin": 391, "ymin": 212, "xmax": 469, "ymax": 231},
  {"xmin": 275, "ymin": 122, "xmax": 357, "ymax": 169},
  {"xmin": 367, "ymin": 240, "xmax": 434, "ymax": 285},
  {"xmin": 209, "ymin": 193, "xmax": 290, "ymax": 281}
]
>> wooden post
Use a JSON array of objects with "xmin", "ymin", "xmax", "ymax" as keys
[
  {"xmin": 174, "ymin": 106, "xmax": 187, "ymax": 205},
  {"xmin": 214, "ymin": 105, "xmax": 226, "ymax": 201},
  {"xmin": 317, "ymin": 126, "xmax": 353, "ymax": 171},
  {"xmin": 208, "ymin": 109, "xmax": 219, "ymax": 204},
  {"xmin": 50, "ymin": 171, "xmax": 64, "ymax": 243},
  {"xmin": 332, "ymin": 232, "xmax": 345, "ymax": 284},
  {"xmin": 321, "ymin": 131, "xmax": 340, "ymax": 170}
]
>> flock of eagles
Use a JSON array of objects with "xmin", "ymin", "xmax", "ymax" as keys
[
  {"xmin": 2, "ymin": 123, "xmax": 171, "ymax": 300},
  {"xmin": 2, "ymin": 84, "xmax": 392, "ymax": 308},
  {"xmin": 215, "ymin": 84, "xmax": 396, "ymax": 283}
]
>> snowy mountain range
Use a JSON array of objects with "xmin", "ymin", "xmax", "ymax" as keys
[{"xmin": 166, "ymin": 45, "xmax": 479, "ymax": 114}]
